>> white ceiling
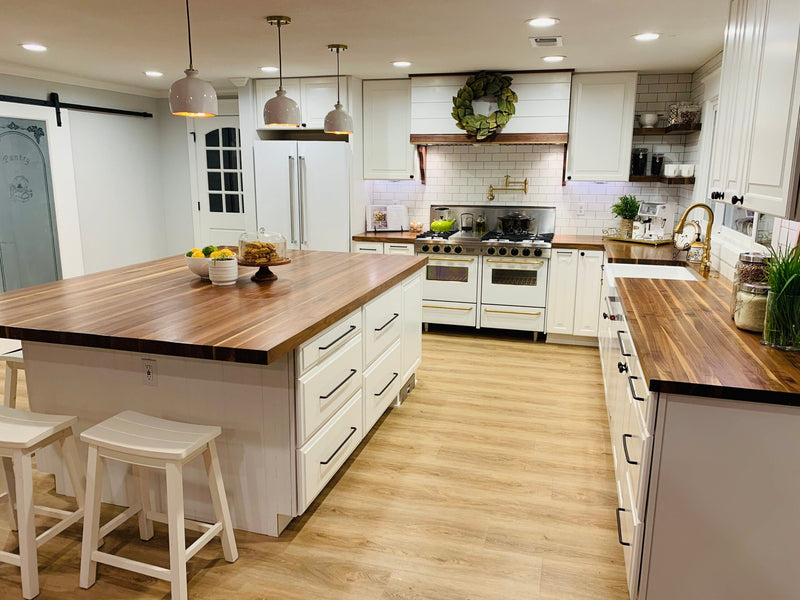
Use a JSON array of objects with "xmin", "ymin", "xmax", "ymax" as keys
[{"xmin": 0, "ymin": 0, "xmax": 730, "ymax": 97}]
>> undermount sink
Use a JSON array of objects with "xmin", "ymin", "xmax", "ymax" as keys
[{"xmin": 606, "ymin": 263, "xmax": 702, "ymax": 283}]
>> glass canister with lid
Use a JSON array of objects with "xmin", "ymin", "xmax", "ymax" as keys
[
  {"xmin": 734, "ymin": 282, "xmax": 770, "ymax": 332},
  {"xmin": 238, "ymin": 228, "xmax": 287, "ymax": 264},
  {"xmin": 730, "ymin": 252, "xmax": 769, "ymax": 319}
]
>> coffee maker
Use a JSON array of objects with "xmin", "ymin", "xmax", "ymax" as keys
[{"xmin": 637, "ymin": 203, "xmax": 674, "ymax": 240}]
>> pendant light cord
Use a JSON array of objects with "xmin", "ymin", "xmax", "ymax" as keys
[
  {"xmin": 336, "ymin": 49, "xmax": 341, "ymax": 104},
  {"xmin": 277, "ymin": 22, "xmax": 284, "ymax": 90},
  {"xmin": 185, "ymin": 0, "xmax": 194, "ymax": 69}
]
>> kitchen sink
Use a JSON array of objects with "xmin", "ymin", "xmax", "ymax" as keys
[{"xmin": 606, "ymin": 263, "xmax": 702, "ymax": 284}]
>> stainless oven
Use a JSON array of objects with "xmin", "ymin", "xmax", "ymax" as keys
[{"xmin": 480, "ymin": 254, "xmax": 549, "ymax": 308}]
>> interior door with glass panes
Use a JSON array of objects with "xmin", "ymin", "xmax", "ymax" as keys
[{"xmin": 194, "ymin": 117, "xmax": 246, "ymax": 247}]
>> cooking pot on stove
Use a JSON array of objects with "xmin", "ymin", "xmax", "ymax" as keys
[
  {"xmin": 430, "ymin": 218, "xmax": 456, "ymax": 232},
  {"xmin": 498, "ymin": 212, "xmax": 533, "ymax": 235}
]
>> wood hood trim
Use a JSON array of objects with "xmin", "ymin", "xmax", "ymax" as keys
[{"xmin": 410, "ymin": 133, "xmax": 568, "ymax": 145}]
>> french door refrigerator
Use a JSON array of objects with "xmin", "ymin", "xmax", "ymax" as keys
[{"xmin": 253, "ymin": 140, "xmax": 351, "ymax": 252}]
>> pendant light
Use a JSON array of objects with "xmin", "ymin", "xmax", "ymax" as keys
[
  {"xmin": 264, "ymin": 16, "xmax": 301, "ymax": 127},
  {"xmin": 169, "ymin": 0, "xmax": 218, "ymax": 117},
  {"xmin": 324, "ymin": 44, "xmax": 354, "ymax": 135}
]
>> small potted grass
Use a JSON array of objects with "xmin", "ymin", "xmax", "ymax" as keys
[
  {"xmin": 611, "ymin": 195, "xmax": 640, "ymax": 239},
  {"xmin": 763, "ymin": 245, "xmax": 800, "ymax": 350}
]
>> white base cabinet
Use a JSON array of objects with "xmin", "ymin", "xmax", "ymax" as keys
[
  {"xmin": 546, "ymin": 249, "xmax": 604, "ymax": 339},
  {"xmin": 351, "ymin": 241, "xmax": 415, "ymax": 255}
]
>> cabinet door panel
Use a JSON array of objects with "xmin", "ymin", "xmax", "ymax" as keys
[
  {"xmin": 574, "ymin": 250, "xmax": 604, "ymax": 337},
  {"xmin": 546, "ymin": 249, "xmax": 578, "ymax": 334},
  {"xmin": 300, "ymin": 78, "xmax": 343, "ymax": 129},
  {"xmin": 363, "ymin": 80, "xmax": 414, "ymax": 180}
]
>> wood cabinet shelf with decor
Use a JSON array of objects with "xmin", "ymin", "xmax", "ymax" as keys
[
  {"xmin": 629, "ymin": 175, "xmax": 696, "ymax": 185},
  {"xmin": 633, "ymin": 123, "xmax": 702, "ymax": 136}
]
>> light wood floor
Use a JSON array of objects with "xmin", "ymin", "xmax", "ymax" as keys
[{"xmin": 0, "ymin": 330, "xmax": 628, "ymax": 599}]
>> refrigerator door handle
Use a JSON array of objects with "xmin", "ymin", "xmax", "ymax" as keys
[
  {"xmin": 299, "ymin": 155, "xmax": 308, "ymax": 247},
  {"xmin": 288, "ymin": 156, "xmax": 297, "ymax": 245}
]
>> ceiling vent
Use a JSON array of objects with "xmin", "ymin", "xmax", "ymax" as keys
[{"xmin": 529, "ymin": 36, "xmax": 563, "ymax": 48}]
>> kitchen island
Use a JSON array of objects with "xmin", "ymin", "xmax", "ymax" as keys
[{"xmin": 0, "ymin": 250, "xmax": 427, "ymax": 536}]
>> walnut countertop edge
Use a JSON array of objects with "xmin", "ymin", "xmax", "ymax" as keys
[
  {"xmin": 0, "ymin": 251, "xmax": 428, "ymax": 366},
  {"xmin": 617, "ymin": 274, "xmax": 800, "ymax": 406}
]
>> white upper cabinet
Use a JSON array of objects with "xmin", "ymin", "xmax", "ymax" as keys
[
  {"xmin": 254, "ymin": 78, "xmax": 301, "ymax": 128},
  {"xmin": 254, "ymin": 77, "xmax": 349, "ymax": 130},
  {"xmin": 709, "ymin": 0, "xmax": 800, "ymax": 220},
  {"xmin": 566, "ymin": 72, "xmax": 637, "ymax": 182},
  {"xmin": 363, "ymin": 79, "xmax": 414, "ymax": 180}
]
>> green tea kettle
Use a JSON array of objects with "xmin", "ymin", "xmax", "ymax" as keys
[{"xmin": 431, "ymin": 218, "xmax": 456, "ymax": 232}]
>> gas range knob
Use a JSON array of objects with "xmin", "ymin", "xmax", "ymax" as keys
[
  {"xmin": 421, "ymin": 244, "xmax": 429, "ymax": 252},
  {"xmin": 510, "ymin": 248, "xmax": 519, "ymax": 256},
  {"xmin": 487, "ymin": 247, "xmax": 496, "ymax": 255},
  {"xmin": 454, "ymin": 246, "xmax": 463, "ymax": 254},
  {"xmin": 534, "ymin": 248, "xmax": 543, "ymax": 257},
  {"xmin": 444, "ymin": 246, "xmax": 452, "ymax": 253},
  {"xmin": 498, "ymin": 247, "xmax": 508, "ymax": 256},
  {"xmin": 432, "ymin": 245, "xmax": 440, "ymax": 253},
  {"xmin": 522, "ymin": 248, "xmax": 531, "ymax": 257}
]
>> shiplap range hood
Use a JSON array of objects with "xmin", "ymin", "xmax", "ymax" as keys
[{"xmin": 410, "ymin": 70, "xmax": 573, "ymax": 145}]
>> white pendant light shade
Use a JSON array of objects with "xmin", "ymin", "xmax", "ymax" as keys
[
  {"xmin": 264, "ymin": 88, "xmax": 301, "ymax": 127},
  {"xmin": 324, "ymin": 103, "xmax": 353, "ymax": 135},
  {"xmin": 170, "ymin": 69, "xmax": 218, "ymax": 117}
]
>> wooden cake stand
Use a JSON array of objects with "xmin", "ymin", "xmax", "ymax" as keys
[{"xmin": 237, "ymin": 258, "xmax": 292, "ymax": 282}]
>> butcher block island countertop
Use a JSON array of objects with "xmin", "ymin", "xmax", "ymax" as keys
[{"xmin": 0, "ymin": 249, "xmax": 427, "ymax": 365}]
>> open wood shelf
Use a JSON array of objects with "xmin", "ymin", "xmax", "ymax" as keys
[
  {"xmin": 633, "ymin": 123, "xmax": 702, "ymax": 136},
  {"xmin": 409, "ymin": 133, "xmax": 568, "ymax": 145},
  {"xmin": 630, "ymin": 175, "xmax": 695, "ymax": 185}
]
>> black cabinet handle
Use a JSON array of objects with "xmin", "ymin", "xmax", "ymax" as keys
[
  {"xmin": 616, "ymin": 330, "xmax": 632, "ymax": 357},
  {"xmin": 374, "ymin": 313, "xmax": 399, "ymax": 332},
  {"xmin": 319, "ymin": 369, "xmax": 358, "ymax": 400},
  {"xmin": 622, "ymin": 434, "xmax": 639, "ymax": 465},
  {"xmin": 618, "ymin": 361, "xmax": 628, "ymax": 373},
  {"xmin": 319, "ymin": 427, "xmax": 358, "ymax": 465},
  {"xmin": 375, "ymin": 372, "xmax": 399, "ymax": 397},
  {"xmin": 731, "ymin": 195, "xmax": 744, "ymax": 205},
  {"xmin": 318, "ymin": 325, "xmax": 356, "ymax": 350},
  {"xmin": 567, "ymin": 175, "xmax": 572, "ymax": 180},
  {"xmin": 603, "ymin": 312, "xmax": 609, "ymax": 320},
  {"xmin": 628, "ymin": 375, "xmax": 646, "ymax": 401},
  {"xmin": 615, "ymin": 508, "xmax": 631, "ymax": 546}
]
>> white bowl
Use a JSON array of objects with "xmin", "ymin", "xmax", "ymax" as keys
[
  {"xmin": 640, "ymin": 113, "xmax": 659, "ymax": 128},
  {"xmin": 185, "ymin": 255, "xmax": 211, "ymax": 279}
]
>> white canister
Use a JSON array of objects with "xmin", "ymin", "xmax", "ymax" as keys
[
  {"xmin": 680, "ymin": 164, "xmax": 696, "ymax": 177},
  {"xmin": 208, "ymin": 259, "xmax": 239, "ymax": 286},
  {"xmin": 663, "ymin": 164, "xmax": 679, "ymax": 177}
]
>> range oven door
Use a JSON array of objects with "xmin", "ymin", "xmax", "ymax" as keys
[
  {"xmin": 421, "ymin": 255, "xmax": 479, "ymax": 303},
  {"xmin": 481, "ymin": 256, "xmax": 548, "ymax": 307}
]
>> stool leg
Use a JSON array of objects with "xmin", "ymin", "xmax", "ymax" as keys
[
  {"xmin": 133, "ymin": 466, "xmax": 154, "ymax": 541},
  {"xmin": 203, "ymin": 441, "xmax": 238, "ymax": 563},
  {"xmin": 80, "ymin": 446, "xmax": 103, "ymax": 589},
  {"xmin": 13, "ymin": 450, "xmax": 38, "ymax": 599},
  {"xmin": 165, "ymin": 462, "xmax": 188, "ymax": 600},
  {"xmin": 4, "ymin": 363, "xmax": 17, "ymax": 409},
  {"xmin": 1, "ymin": 456, "xmax": 17, "ymax": 531},
  {"xmin": 59, "ymin": 434, "xmax": 85, "ymax": 509}
]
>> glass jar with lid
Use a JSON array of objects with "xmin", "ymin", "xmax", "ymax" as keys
[
  {"xmin": 734, "ymin": 282, "xmax": 770, "ymax": 332},
  {"xmin": 730, "ymin": 252, "xmax": 769, "ymax": 319},
  {"xmin": 238, "ymin": 228, "xmax": 287, "ymax": 265}
]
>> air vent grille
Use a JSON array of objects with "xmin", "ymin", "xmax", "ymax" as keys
[{"xmin": 529, "ymin": 36, "xmax": 563, "ymax": 48}]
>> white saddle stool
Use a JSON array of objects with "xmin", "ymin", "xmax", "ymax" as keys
[
  {"xmin": 0, "ymin": 345, "xmax": 24, "ymax": 408},
  {"xmin": 0, "ymin": 407, "xmax": 85, "ymax": 599},
  {"xmin": 79, "ymin": 411, "xmax": 238, "ymax": 600}
]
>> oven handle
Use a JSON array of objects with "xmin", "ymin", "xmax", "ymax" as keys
[
  {"xmin": 423, "ymin": 304, "xmax": 473, "ymax": 311},
  {"xmin": 485, "ymin": 259, "xmax": 544, "ymax": 265},
  {"xmin": 484, "ymin": 308, "xmax": 542, "ymax": 316},
  {"xmin": 427, "ymin": 257, "xmax": 475, "ymax": 262}
]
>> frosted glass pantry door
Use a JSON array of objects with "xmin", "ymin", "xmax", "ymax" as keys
[{"xmin": 0, "ymin": 117, "xmax": 62, "ymax": 291}]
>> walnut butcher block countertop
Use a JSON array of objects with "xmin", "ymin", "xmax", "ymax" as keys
[{"xmin": 0, "ymin": 250, "xmax": 427, "ymax": 365}]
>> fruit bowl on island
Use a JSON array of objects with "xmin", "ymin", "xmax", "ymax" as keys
[{"xmin": 185, "ymin": 246, "xmax": 216, "ymax": 278}]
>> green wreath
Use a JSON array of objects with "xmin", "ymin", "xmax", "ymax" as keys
[{"xmin": 452, "ymin": 71, "xmax": 518, "ymax": 140}]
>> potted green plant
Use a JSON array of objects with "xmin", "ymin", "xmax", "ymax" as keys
[
  {"xmin": 611, "ymin": 195, "xmax": 640, "ymax": 239},
  {"xmin": 763, "ymin": 245, "xmax": 800, "ymax": 350}
]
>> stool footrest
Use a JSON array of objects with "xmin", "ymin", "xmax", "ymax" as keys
[
  {"xmin": 36, "ymin": 507, "xmax": 84, "ymax": 548},
  {"xmin": 91, "ymin": 550, "xmax": 171, "ymax": 582},
  {"xmin": 34, "ymin": 505, "xmax": 74, "ymax": 520},
  {"xmin": 0, "ymin": 549, "xmax": 21, "ymax": 568},
  {"xmin": 98, "ymin": 504, "xmax": 141, "ymax": 540},
  {"xmin": 148, "ymin": 511, "xmax": 218, "ymax": 535},
  {"xmin": 185, "ymin": 522, "xmax": 223, "ymax": 561}
]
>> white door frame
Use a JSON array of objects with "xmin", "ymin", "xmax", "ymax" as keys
[{"xmin": 0, "ymin": 101, "xmax": 84, "ymax": 279}]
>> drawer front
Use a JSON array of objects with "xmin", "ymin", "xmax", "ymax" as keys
[
  {"xmin": 384, "ymin": 243, "xmax": 414, "ymax": 255},
  {"xmin": 298, "ymin": 310, "xmax": 361, "ymax": 374},
  {"xmin": 422, "ymin": 301, "xmax": 477, "ymax": 326},
  {"xmin": 297, "ymin": 335, "xmax": 363, "ymax": 443},
  {"xmin": 352, "ymin": 241, "xmax": 384, "ymax": 254},
  {"xmin": 364, "ymin": 284, "xmax": 402, "ymax": 366},
  {"xmin": 363, "ymin": 339, "xmax": 402, "ymax": 431},
  {"xmin": 480, "ymin": 304, "xmax": 545, "ymax": 332},
  {"xmin": 297, "ymin": 391, "xmax": 363, "ymax": 513}
]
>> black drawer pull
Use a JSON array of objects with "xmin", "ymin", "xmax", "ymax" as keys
[
  {"xmin": 319, "ymin": 369, "xmax": 358, "ymax": 400},
  {"xmin": 374, "ymin": 313, "xmax": 399, "ymax": 331},
  {"xmin": 318, "ymin": 325, "xmax": 356, "ymax": 350},
  {"xmin": 622, "ymin": 434, "xmax": 639, "ymax": 465},
  {"xmin": 375, "ymin": 372, "xmax": 399, "ymax": 397},
  {"xmin": 615, "ymin": 508, "xmax": 631, "ymax": 546},
  {"xmin": 319, "ymin": 427, "xmax": 358, "ymax": 465},
  {"xmin": 618, "ymin": 361, "xmax": 628, "ymax": 373},
  {"xmin": 616, "ymin": 330, "xmax": 632, "ymax": 357},
  {"xmin": 628, "ymin": 375, "xmax": 646, "ymax": 401}
]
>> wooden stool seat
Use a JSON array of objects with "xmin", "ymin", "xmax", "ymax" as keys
[
  {"xmin": 79, "ymin": 411, "xmax": 237, "ymax": 600},
  {"xmin": 0, "ymin": 407, "xmax": 85, "ymax": 599}
]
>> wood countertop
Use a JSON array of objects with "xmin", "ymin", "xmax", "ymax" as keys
[
  {"xmin": 603, "ymin": 240, "xmax": 685, "ymax": 265},
  {"xmin": 617, "ymin": 273, "xmax": 800, "ymax": 405},
  {"xmin": 352, "ymin": 231, "xmax": 419, "ymax": 243},
  {"xmin": 0, "ymin": 251, "xmax": 427, "ymax": 365}
]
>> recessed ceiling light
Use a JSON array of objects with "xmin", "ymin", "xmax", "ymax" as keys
[
  {"xmin": 542, "ymin": 55, "xmax": 566, "ymax": 63},
  {"xmin": 20, "ymin": 43, "xmax": 47, "ymax": 52},
  {"xmin": 527, "ymin": 17, "xmax": 560, "ymax": 27},
  {"xmin": 260, "ymin": 66, "xmax": 279, "ymax": 73},
  {"xmin": 144, "ymin": 71, "xmax": 163, "ymax": 78},
  {"xmin": 392, "ymin": 61, "xmax": 412, "ymax": 68},
  {"xmin": 633, "ymin": 32, "xmax": 660, "ymax": 41}
]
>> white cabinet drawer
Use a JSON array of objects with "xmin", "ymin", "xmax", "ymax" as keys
[
  {"xmin": 298, "ymin": 310, "xmax": 361, "ymax": 374},
  {"xmin": 363, "ymin": 339, "xmax": 402, "ymax": 431},
  {"xmin": 297, "ymin": 391, "xmax": 363, "ymax": 513},
  {"xmin": 352, "ymin": 241, "xmax": 384, "ymax": 254},
  {"xmin": 384, "ymin": 243, "xmax": 414, "ymax": 255},
  {"xmin": 422, "ymin": 301, "xmax": 476, "ymax": 326},
  {"xmin": 364, "ymin": 284, "xmax": 402, "ymax": 366},
  {"xmin": 480, "ymin": 305, "xmax": 545, "ymax": 332},
  {"xmin": 297, "ymin": 335, "xmax": 363, "ymax": 443}
]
